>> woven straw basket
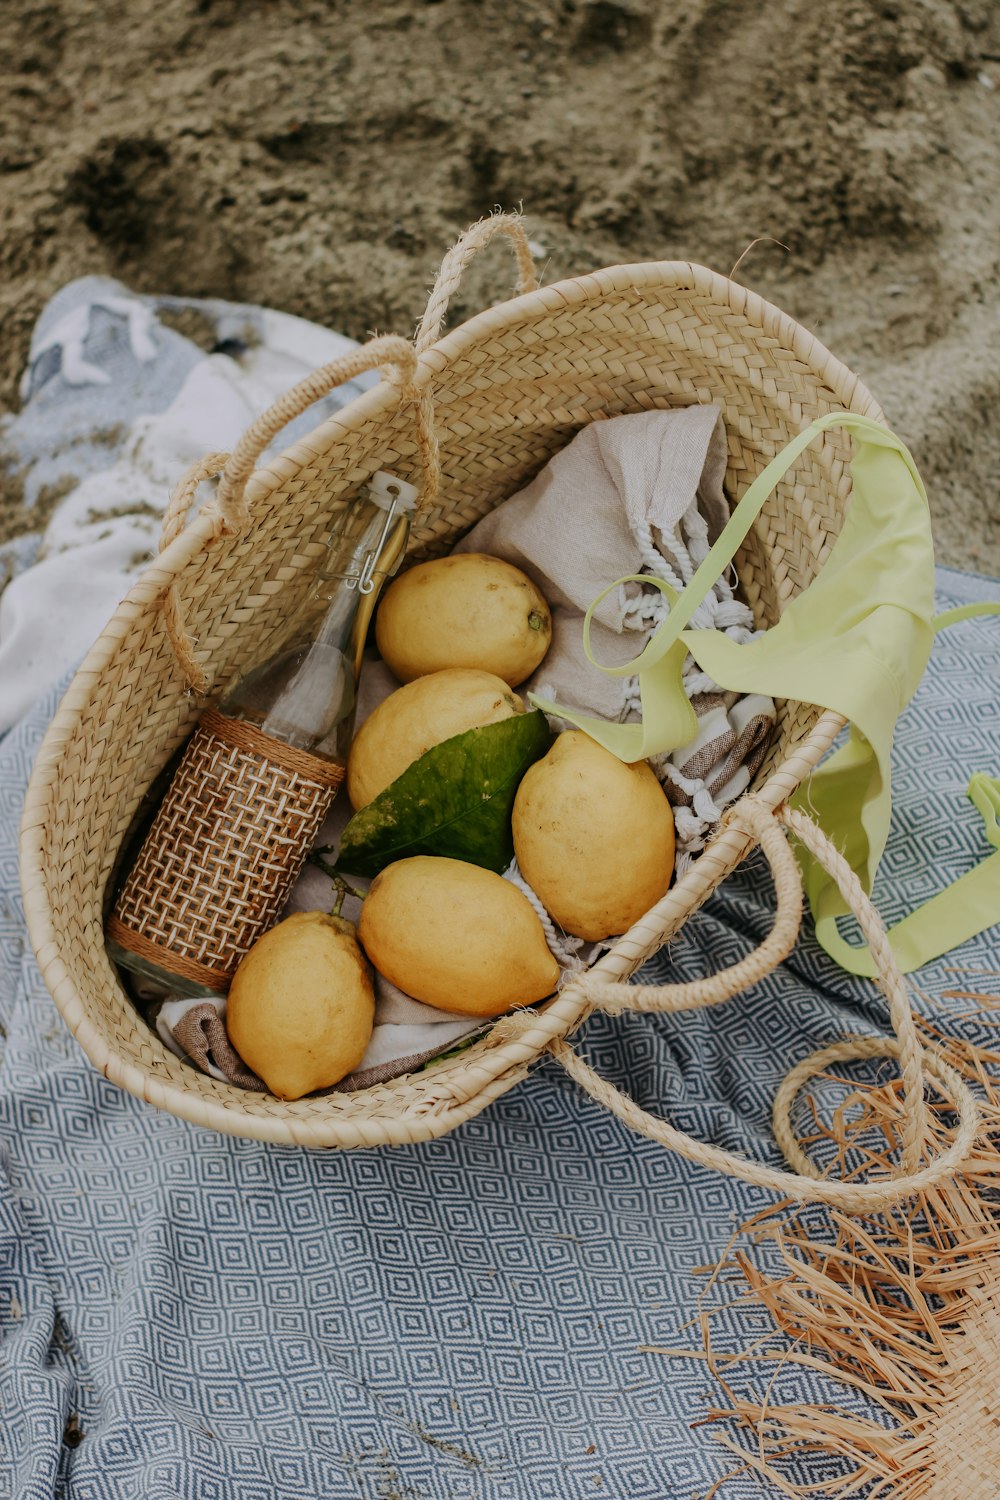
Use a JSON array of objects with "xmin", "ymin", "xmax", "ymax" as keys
[{"xmin": 19, "ymin": 217, "xmax": 979, "ymax": 1208}]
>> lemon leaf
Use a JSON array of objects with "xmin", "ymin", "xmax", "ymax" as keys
[{"xmin": 336, "ymin": 710, "xmax": 552, "ymax": 877}]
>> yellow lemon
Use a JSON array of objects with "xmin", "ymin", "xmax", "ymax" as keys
[
  {"xmin": 346, "ymin": 667, "xmax": 524, "ymax": 809},
  {"xmin": 358, "ymin": 856, "xmax": 560, "ymax": 1017},
  {"xmin": 376, "ymin": 552, "xmax": 552, "ymax": 686},
  {"xmin": 226, "ymin": 911, "xmax": 374, "ymax": 1099},
  {"xmin": 512, "ymin": 730, "xmax": 675, "ymax": 941}
]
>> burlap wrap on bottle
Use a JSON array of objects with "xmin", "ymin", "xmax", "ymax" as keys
[{"xmin": 108, "ymin": 707, "xmax": 344, "ymax": 989}]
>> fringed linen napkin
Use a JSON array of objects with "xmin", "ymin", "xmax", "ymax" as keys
[{"xmin": 455, "ymin": 405, "xmax": 775, "ymax": 861}]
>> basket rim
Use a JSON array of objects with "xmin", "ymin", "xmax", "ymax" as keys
[
  {"xmin": 20, "ymin": 711, "xmax": 845, "ymax": 1146},
  {"xmin": 20, "ymin": 252, "xmax": 872, "ymax": 1145}
]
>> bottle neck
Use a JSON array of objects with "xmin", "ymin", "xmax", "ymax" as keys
[
  {"xmin": 312, "ymin": 489, "xmax": 409, "ymax": 595},
  {"xmin": 218, "ymin": 485, "xmax": 413, "ymax": 756}
]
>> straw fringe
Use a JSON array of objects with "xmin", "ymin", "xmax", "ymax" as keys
[{"xmin": 656, "ymin": 1012, "xmax": 1000, "ymax": 1498}]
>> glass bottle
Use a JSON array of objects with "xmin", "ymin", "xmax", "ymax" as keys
[{"xmin": 107, "ymin": 470, "xmax": 417, "ymax": 998}]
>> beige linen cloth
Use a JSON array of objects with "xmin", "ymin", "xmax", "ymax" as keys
[
  {"xmin": 454, "ymin": 405, "xmax": 775, "ymax": 857},
  {"xmin": 152, "ymin": 404, "xmax": 774, "ymax": 1090}
]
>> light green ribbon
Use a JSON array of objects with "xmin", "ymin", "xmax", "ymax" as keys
[
  {"xmin": 570, "ymin": 574, "xmax": 698, "ymax": 758},
  {"xmin": 529, "ymin": 413, "xmax": 1000, "ymax": 975},
  {"xmin": 811, "ymin": 607, "xmax": 1000, "ymax": 976}
]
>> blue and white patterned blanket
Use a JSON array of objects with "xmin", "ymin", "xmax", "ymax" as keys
[{"xmin": 1, "ymin": 283, "xmax": 998, "ymax": 1498}]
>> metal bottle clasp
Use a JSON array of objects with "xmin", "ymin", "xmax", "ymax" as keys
[{"xmin": 345, "ymin": 489, "xmax": 401, "ymax": 593}]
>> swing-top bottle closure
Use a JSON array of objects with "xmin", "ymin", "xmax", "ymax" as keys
[{"xmin": 330, "ymin": 471, "xmax": 419, "ymax": 593}]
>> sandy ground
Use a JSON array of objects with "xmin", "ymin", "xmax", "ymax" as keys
[{"xmin": 3, "ymin": 0, "xmax": 999, "ymax": 572}]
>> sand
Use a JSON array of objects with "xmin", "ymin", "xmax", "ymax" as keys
[{"xmin": 2, "ymin": 0, "xmax": 998, "ymax": 572}]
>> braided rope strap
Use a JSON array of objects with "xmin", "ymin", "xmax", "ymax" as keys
[
  {"xmin": 160, "ymin": 450, "xmax": 231, "ymax": 696},
  {"xmin": 415, "ymin": 211, "xmax": 539, "ymax": 355},
  {"xmin": 551, "ymin": 798, "xmax": 980, "ymax": 1212},
  {"xmin": 214, "ymin": 334, "xmax": 437, "ymax": 530},
  {"xmin": 158, "ymin": 335, "xmax": 441, "ymax": 695},
  {"xmin": 158, "ymin": 215, "xmax": 541, "ymax": 695}
]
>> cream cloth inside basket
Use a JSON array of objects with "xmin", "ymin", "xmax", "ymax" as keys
[
  {"xmin": 455, "ymin": 406, "xmax": 775, "ymax": 855},
  {"xmin": 155, "ymin": 406, "xmax": 774, "ymax": 1091}
]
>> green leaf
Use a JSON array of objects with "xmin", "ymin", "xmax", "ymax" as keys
[{"xmin": 336, "ymin": 710, "xmax": 552, "ymax": 877}]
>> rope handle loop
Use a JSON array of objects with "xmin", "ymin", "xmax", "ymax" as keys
[
  {"xmin": 160, "ymin": 450, "xmax": 231, "ymax": 696},
  {"xmin": 157, "ymin": 215, "xmax": 538, "ymax": 691},
  {"xmin": 157, "ymin": 336, "xmax": 441, "ymax": 694},
  {"xmin": 415, "ymin": 212, "xmax": 539, "ymax": 355},
  {"xmin": 213, "ymin": 334, "xmax": 438, "ymax": 532},
  {"xmin": 551, "ymin": 800, "xmax": 980, "ymax": 1211},
  {"xmin": 575, "ymin": 796, "xmax": 804, "ymax": 1018}
]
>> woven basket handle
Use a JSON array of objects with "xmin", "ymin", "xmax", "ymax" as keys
[
  {"xmin": 213, "ymin": 333, "xmax": 439, "ymax": 532},
  {"xmin": 550, "ymin": 800, "xmax": 980, "ymax": 1212},
  {"xmin": 160, "ymin": 217, "xmax": 538, "ymax": 691},
  {"xmin": 159, "ymin": 334, "xmax": 441, "ymax": 694},
  {"xmin": 415, "ymin": 212, "xmax": 539, "ymax": 355}
]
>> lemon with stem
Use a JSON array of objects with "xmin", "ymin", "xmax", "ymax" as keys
[{"xmin": 226, "ymin": 878, "xmax": 375, "ymax": 1099}]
